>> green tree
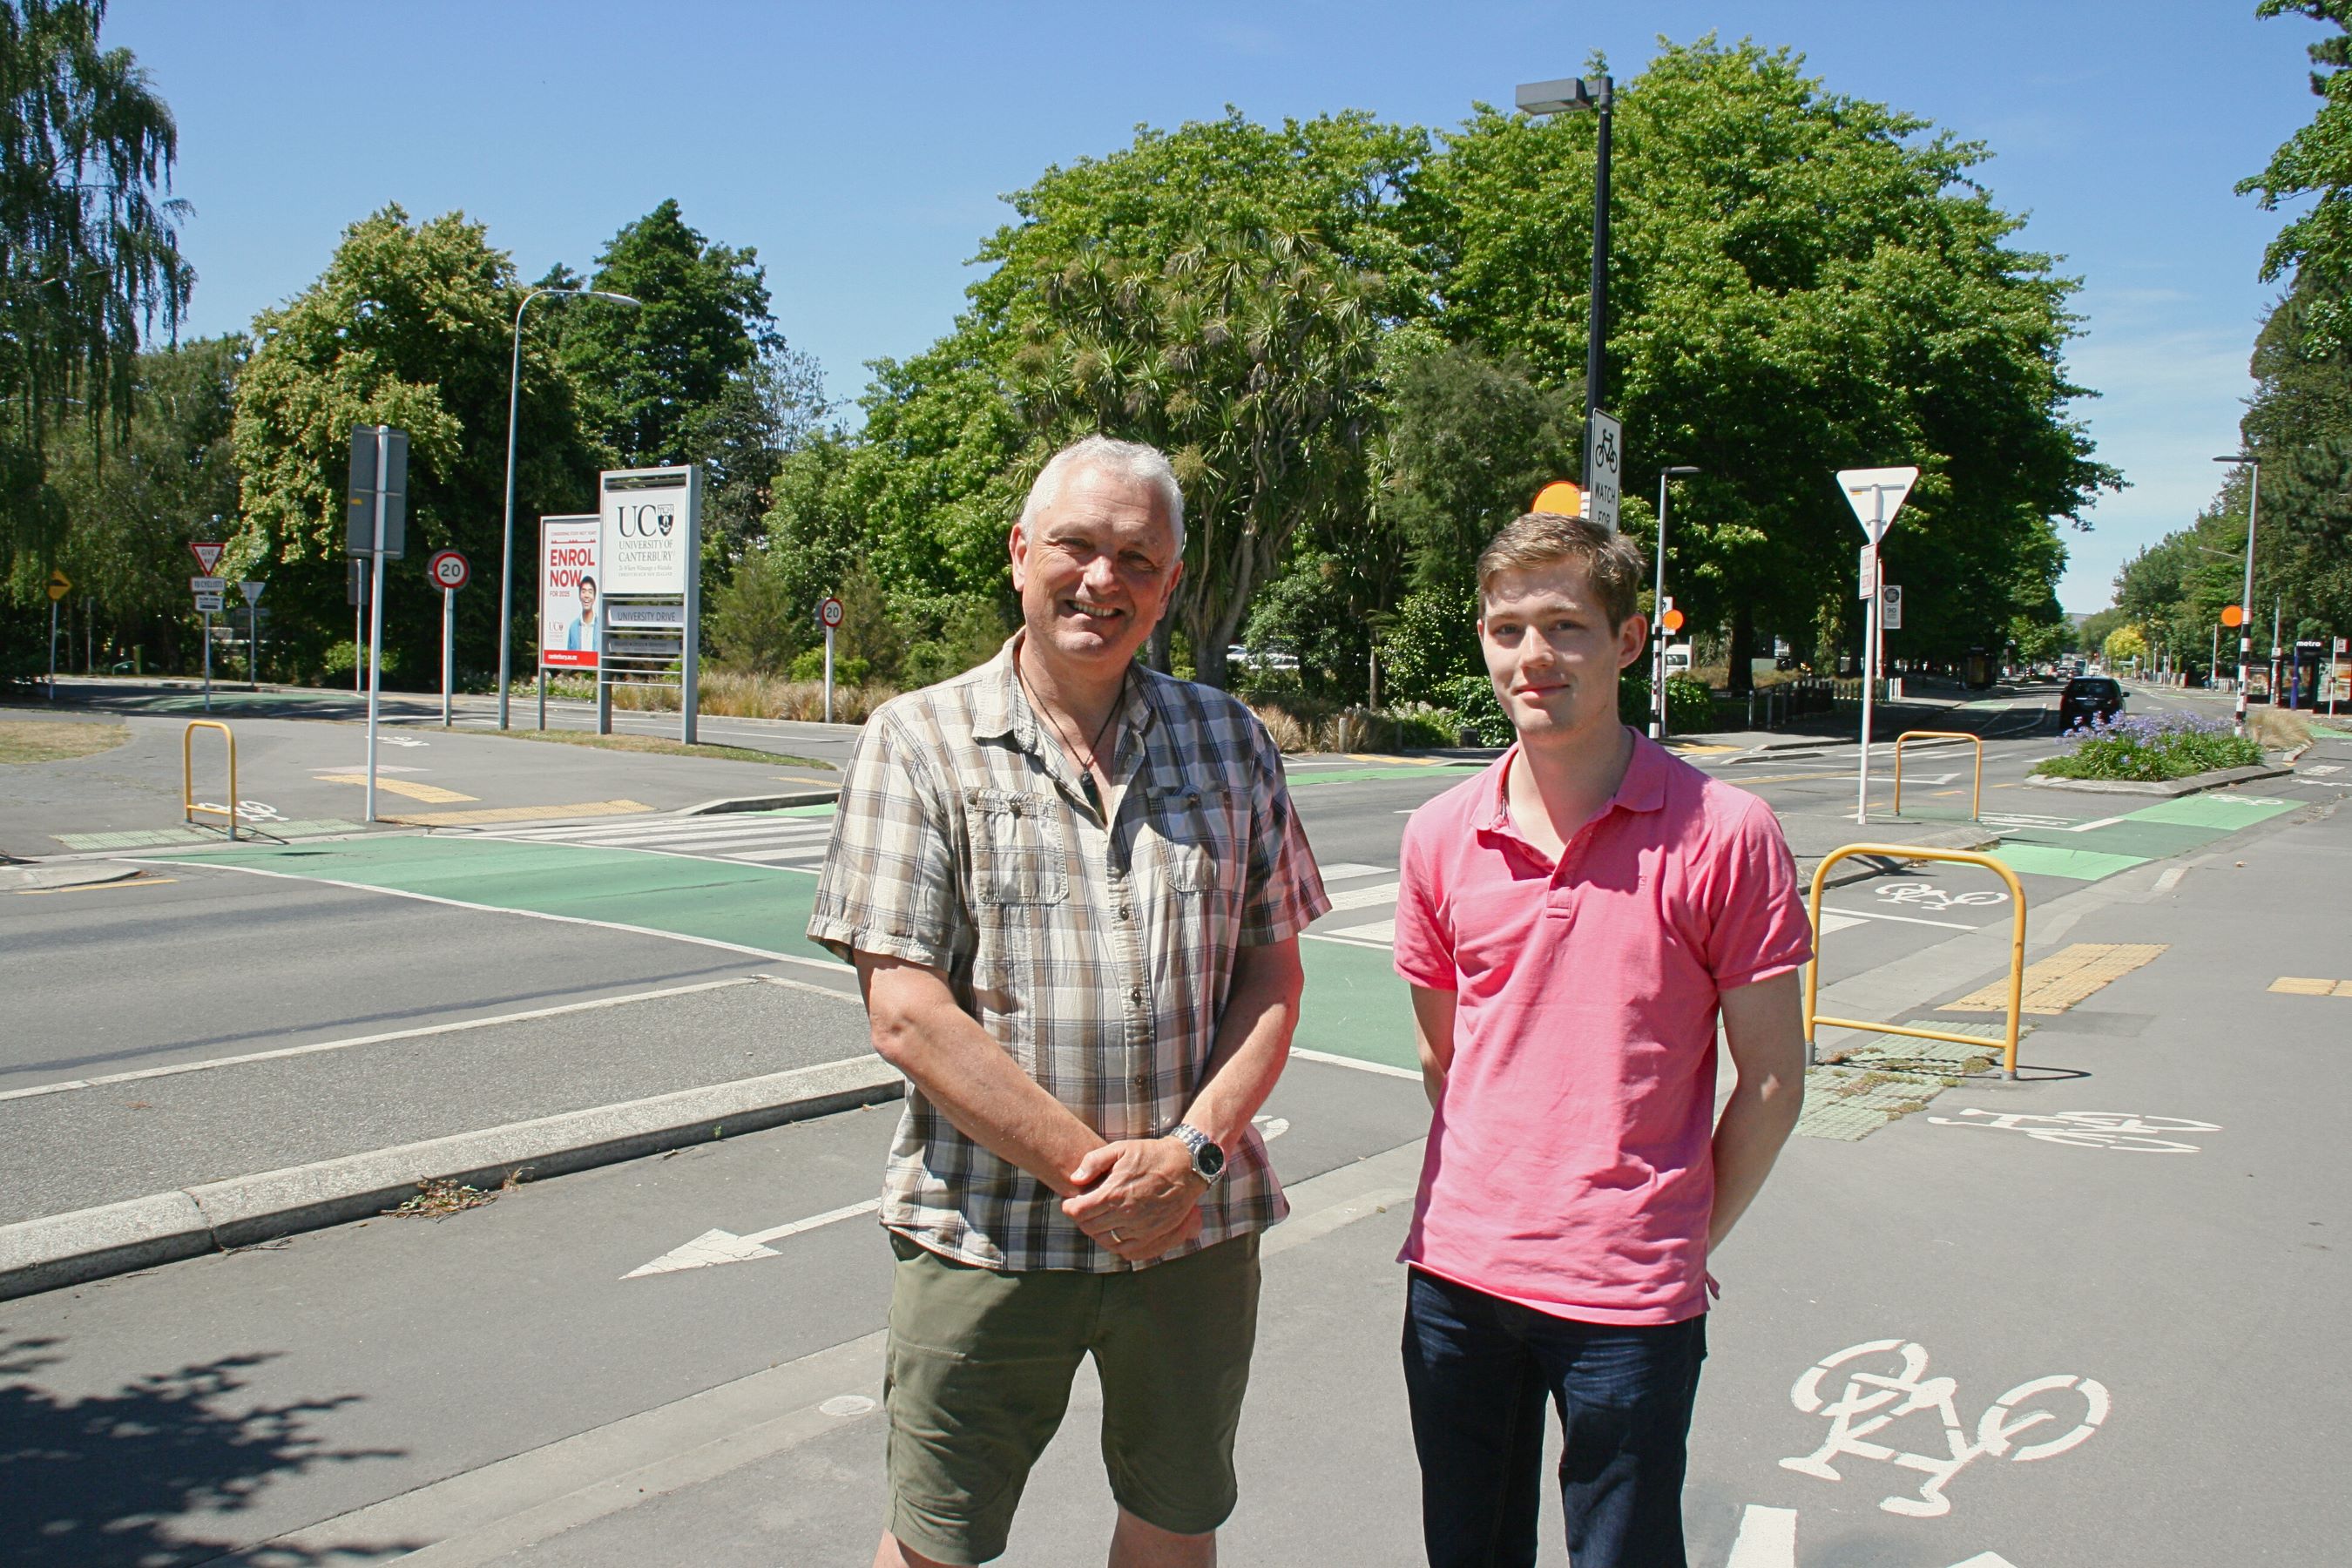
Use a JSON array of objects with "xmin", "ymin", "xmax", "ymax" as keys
[
  {"xmin": 46, "ymin": 335, "xmax": 239, "ymax": 670},
  {"xmin": 0, "ymin": 0, "xmax": 192, "ymax": 631},
  {"xmin": 1409, "ymin": 37, "xmax": 2114, "ymax": 688},
  {"xmin": 2240, "ymin": 1, "xmax": 2352, "ymax": 351},
  {"xmin": 231, "ymin": 206, "xmax": 596, "ymax": 684},
  {"xmin": 2102, "ymin": 624, "xmax": 2148, "ymax": 668},
  {"xmin": 554, "ymin": 199, "xmax": 775, "ymax": 469}
]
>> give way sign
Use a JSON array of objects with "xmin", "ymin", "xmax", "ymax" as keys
[{"xmin": 1836, "ymin": 467, "xmax": 1918, "ymax": 544}]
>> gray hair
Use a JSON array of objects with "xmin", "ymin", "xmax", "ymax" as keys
[{"xmin": 1019, "ymin": 435, "xmax": 1187, "ymax": 558}]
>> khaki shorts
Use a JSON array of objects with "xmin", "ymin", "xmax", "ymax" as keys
[{"xmin": 881, "ymin": 1229, "xmax": 1262, "ymax": 1565}]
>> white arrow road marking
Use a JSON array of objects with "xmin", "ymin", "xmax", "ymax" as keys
[
  {"xmin": 626, "ymin": 1115, "xmax": 1294, "ymax": 1279},
  {"xmin": 1724, "ymin": 1504, "xmax": 1796, "ymax": 1566},
  {"xmin": 1946, "ymin": 1556, "xmax": 2020, "ymax": 1567}
]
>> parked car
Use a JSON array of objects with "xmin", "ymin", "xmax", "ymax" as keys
[{"xmin": 2056, "ymin": 676, "xmax": 2125, "ymax": 731}]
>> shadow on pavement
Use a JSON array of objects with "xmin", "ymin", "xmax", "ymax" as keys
[{"xmin": 0, "ymin": 1335, "xmax": 416, "ymax": 1566}]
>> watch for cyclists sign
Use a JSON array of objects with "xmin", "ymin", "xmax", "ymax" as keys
[{"xmin": 427, "ymin": 549, "xmax": 470, "ymax": 591}]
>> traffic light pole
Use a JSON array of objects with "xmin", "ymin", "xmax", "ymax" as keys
[{"xmin": 2235, "ymin": 463, "xmax": 2259, "ymax": 736}]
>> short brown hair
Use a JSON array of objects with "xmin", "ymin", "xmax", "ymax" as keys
[{"xmin": 1477, "ymin": 512, "xmax": 1648, "ymax": 627}]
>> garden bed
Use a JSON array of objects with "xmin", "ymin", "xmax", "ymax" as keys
[{"xmin": 2031, "ymin": 711, "xmax": 2263, "ymax": 784}]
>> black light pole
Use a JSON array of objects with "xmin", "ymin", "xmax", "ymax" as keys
[
  {"xmin": 1516, "ymin": 73, "xmax": 1614, "ymax": 486},
  {"xmin": 2213, "ymin": 454, "xmax": 2258, "ymax": 736}
]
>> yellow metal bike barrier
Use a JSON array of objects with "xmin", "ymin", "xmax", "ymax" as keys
[
  {"xmin": 1806, "ymin": 843, "xmax": 2027, "ymax": 1079},
  {"xmin": 1891, "ymin": 730, "xmax": 1984, "ymax": 820},
  {"xmin": 182, "ymin": 720, "xmax": 239, "ymax": 842}
]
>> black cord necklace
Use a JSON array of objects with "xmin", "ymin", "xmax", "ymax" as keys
[{"xmin": 1019, "ymin": 660, "xmax": 1128, "ymax": 809}]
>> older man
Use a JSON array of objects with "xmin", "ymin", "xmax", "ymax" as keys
[{"xmin": 809, "ymin": 435, "xmax": 1329, "ymax": 1568}]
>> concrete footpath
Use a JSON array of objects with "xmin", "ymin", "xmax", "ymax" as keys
[{"xmin": 3, "ymin": 794, "xmax": 2345, "ymax": 1565}]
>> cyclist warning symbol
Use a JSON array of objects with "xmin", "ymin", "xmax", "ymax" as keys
[{"xmin": 1781, "ymin": 1339, "xmax": 2107, "ymax": 1518}]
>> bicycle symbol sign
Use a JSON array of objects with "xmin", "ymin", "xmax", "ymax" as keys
[
  {"xmin": 1875, "ymin": 882, "xmax": 2008, "ymax": 911},
  {"xmin": 1927, "ymin": 1108, "xmax": 2219, "ymax": 1153},
  {"xmin": 1781, "ymin": 1340, "xmax": 2107, "ymax": 1518}
]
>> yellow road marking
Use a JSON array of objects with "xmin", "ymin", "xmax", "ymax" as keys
[
  {"xmin": 389, "ymin": 799, "xmax": 654, "ymax": 828},
  {"xmin": 2269, "ymin": 977, "xmax": 2352, "ymax": 997},
  {"xmin": 15, "ymin": 876, "xmax": 178, "ymax": 896},
  {"xmin": 314, "ymin": 773, "xmax": 478, "ymax": 804},
  {"xmin": 1669, "ymin": 743, "xmax": 1739, "ymax": 755},
  {"xmin": 1942, "ymin": 943, "xmax": 2169, "ymax": 1016},
  {"xmin": 1724, "ymin": 771, "xmax": 1846, "ymax": 785},
  {"xmin": 1344, "ymin": 754, "xmax": 1444, "ymax": 766},
  {"xmin": 1933, "ymin": 787, "xmax": 1964, "ymax": 796}
]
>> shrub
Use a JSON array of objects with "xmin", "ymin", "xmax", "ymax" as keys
[
  {"xmin": 1443, "ymin": 672, "xmax": 1513, "ymax": 746},
  {"xmin": 1616, "ymin": 672, "xmax": 1715, "ymax": 733},
  {"xmin": 2034, "ymin": 712, "xmax": 2262, "ymax": 781},
  {"xmin": 787, "ymin": 647, "xmax": 871, "ymax": 685}
]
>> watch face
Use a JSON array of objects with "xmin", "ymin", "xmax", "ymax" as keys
[{"xmin": 1196, "ymin": 1139, "xmax": 1226, "ymax": 1179}]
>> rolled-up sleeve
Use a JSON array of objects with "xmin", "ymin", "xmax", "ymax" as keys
[
  {"xmin": 807, "ymin": 713, "xmax": 968, "ymax": 970},
  {"xmin": 1235, "ymin": 726, "xmax": 1329, "ymax": 945},
  {"xmin": 1703, "ymin": 799, "xmax": 1814, "ymax": 990}
]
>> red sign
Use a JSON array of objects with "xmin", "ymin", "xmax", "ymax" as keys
[
  {"xmin": 188, "ymin": 541, "xmax": 226, "ymax": 573},
  {"xmin": 818, "ymin": 596, "xmax": 845, "ymax": 629},
  {"xmin": 427, "ymin": 549, "xmax": 470, "ymax": 591}
]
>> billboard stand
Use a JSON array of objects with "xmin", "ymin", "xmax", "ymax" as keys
[
  {"xmin": 595, "ymin": 465, "xmax": 702, "ymax": 745},
  {"xmin": 537, "ymin": 513, "xmax": 603, "ymax": 733}
]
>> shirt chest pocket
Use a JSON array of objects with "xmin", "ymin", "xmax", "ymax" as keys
[
  {"xmin": 966, "ymin": 789, "xmax": 1068, "ymax": 906},
  {"xmin": 1145, "ymin": 780, "xmax": 1240, "ymax": 895}
]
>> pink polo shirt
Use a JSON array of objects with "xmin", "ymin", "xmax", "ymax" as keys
[{"xmin": 1393, "ymin": 732, "xmax": 1812, "ymax": 1325}]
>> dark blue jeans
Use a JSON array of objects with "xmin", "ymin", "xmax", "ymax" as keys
[{"xmin": 1400, "ymin": 1267, "xmax": 1707, "ymax": 1568}]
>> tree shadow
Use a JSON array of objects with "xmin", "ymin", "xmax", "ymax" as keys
[{"xmin": 0, "ymin": 1334, "xmax": 422, "ymax": 1565}]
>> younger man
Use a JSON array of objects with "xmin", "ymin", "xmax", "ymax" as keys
[{"xmin": 1393, "ymin": 512, "xmax": 1810, "ymax": 1568}]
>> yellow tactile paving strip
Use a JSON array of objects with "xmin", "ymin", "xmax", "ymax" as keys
[
  {"xmin": 2269, "ymin": 977, "xmax": 2352, "ymax": 997},
  {"xmin": 387, "ymin": 799, "xmax": 655, "ymax": 828},
  {"xmin": 1940, "ymin": 943, "xmax": 2170, "ymax": 1016},
  {"xmin": 313, "ymin": 773, "xmax": 477, "ymax": 804}
]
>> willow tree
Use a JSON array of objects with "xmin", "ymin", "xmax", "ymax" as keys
[{"xmin": 0, "ymin": 0, "xmax": 191, "ymax": 599}]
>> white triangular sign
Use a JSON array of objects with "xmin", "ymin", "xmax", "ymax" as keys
[
  {"xmin": 188, "ymin": 541, "xmax": 226, "ymax": 573},
  {"xmin": 1835, "ymin": 466, "xmax": 1919, "ymax": 544}
]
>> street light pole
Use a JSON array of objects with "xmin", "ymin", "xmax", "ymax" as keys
[
  {"xmin": 1651, "ymin": 464, "xmax": 1700, "ymax": 740},
  {"xmin": 2214, "ymin": 455, "xmax": 2258, "ymax": 736},
  {"xmin": 497, "ymin": 285, "xmax": 640, "ymax": 729},
  {"xmin": 1516, "ymin": 73, "xmax": 1614, "ymax": 486}
]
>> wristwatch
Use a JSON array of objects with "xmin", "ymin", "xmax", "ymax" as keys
[{"xmin": 1168, "ymin": 1122, "xmax": 1227, "ymax": 1186}]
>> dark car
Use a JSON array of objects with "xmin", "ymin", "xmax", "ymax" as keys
[{"xmin": 2057, "ymin": 676, "xmax": 2124, "ymax": 731}]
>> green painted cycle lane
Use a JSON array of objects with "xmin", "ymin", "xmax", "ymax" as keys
[
  {"xmin": 143, "ymin": 835, "xmax": 1422, "ymax": 1072},
  {"xmin": 1985, "ymin": 792, "xmax": 2298, "ymax": 882}
]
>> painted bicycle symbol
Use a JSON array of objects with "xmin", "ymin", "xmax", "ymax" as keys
[
  {"xmin": 1875, "ymin": 882, "xmax": 2008, "ymax": 911},
  {"xmin": 1927, "ymin": 1108, "xmax": 2219, "ymax": 1153},
  {"xmin": 193, "ymin": 799, "xmax": 284, "ymax": 823},
  {"xmin": 1781, "ymin": 1339, "xmax": 2107, "ymax": 1517}
]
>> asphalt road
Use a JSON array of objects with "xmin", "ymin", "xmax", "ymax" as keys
[{"xmin": 6, "ymin": 791, "xmax": 2346, "ymax": 1565}]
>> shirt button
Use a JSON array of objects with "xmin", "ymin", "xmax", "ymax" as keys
[
  {"xmin": 1128, "ymin": 986, "xmax": 1145, "ymax": 1006},
  {"xmin": 1118, "ymin": 904, "xmax": 1132, "ymax": 921}
]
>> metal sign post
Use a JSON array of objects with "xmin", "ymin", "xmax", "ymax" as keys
[
  {"xmin": 240, "ymin": 578, "xmax": 265, "ymax": 686},
  {"xmin": 427, "ymin": 551, "xmax": 470, "ymax": 728},
  {"xmin": 1836, "ymin": 467, "xmax": 1918, "ymax": 827},
  {"xmin": 348, "ymin": 424, "xmax": 409, "ymax": 823},
  {"xmin": 819, "ymin": 595, "xmax": 845, "ymax": 724}
]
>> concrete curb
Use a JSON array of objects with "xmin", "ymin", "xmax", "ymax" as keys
[
  {"xmin": 5, "ymin": 859, "xmax": 141, "ymax": 891},
  {"xmin": 2025, "ymin": 762, "xmax": 2294, "ymax": 797},
  {"xmin": 0, "ymin": 1057, "xmax": 903, "ymax": 1303},
  {"xmin": 679, "ymin": 790, "xmax": 839, "ymax": 815}
]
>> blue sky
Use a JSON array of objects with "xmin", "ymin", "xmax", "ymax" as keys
[{"xmin": 112, "ymin": 0, "xmax": 2330, "ymax": 612}]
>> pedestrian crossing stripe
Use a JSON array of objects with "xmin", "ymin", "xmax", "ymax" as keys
[{"xmin": 463, "ymin": 810, "xmax": 837, "ymax": 871}]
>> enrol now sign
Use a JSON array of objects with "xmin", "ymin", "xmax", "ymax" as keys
[{"xmin": 598, "ymin": 466, "xmax": 701, "ymax": 594}]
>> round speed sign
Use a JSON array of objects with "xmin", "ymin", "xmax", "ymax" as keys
[
  {"xmin": 427, "ymin": 550, "xmax": 470, "ymax": 591},
  {"xmin": 818, "ymin": 596, "xmax": 845, "ymax": 629}
]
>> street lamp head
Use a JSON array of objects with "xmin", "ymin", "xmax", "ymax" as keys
[
  {"xmin": 588, "ymin": 291, "xmax": 642, "ymax": 308},
  {"xmin": 2213, "ymin": 454, "xmax": 2255, "ymax": 465},
  {"xmin": 1663, "ymin": 465, "xmax": 1700, "ymax": 477},
  {"xmin": 1516, "ymin": 76, "xmax": 1597, "ymax": 115}
]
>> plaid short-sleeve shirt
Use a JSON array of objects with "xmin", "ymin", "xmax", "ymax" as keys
[{"xmin": 808, "ymin": 636, "xmax": 1329, "ymax": 1273}]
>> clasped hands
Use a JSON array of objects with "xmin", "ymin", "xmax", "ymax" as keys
[{"xmin": 1060, "ymin": 1137, "xmax": 1206, "ymax": 1263}]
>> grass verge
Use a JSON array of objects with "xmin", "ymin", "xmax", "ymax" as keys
[
  {"xmin": 0, "ymin": 718, "xmax": 131, "ymax": 764},
  {"xmin": 471, "ymin": 727, "xmax": 834, "ymax": 770}
]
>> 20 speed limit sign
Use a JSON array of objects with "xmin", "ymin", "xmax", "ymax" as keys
[
  {"xmin": 427, "ymin": 550, "xmax": 470, "ymax": 591},
  {"xmin": 818, "ymin": 596, "xmax": 845, "ymax": 628}
]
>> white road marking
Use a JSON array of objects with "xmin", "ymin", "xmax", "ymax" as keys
[
  {"xmin": 117, "ymin": 856, "xmax": 851, "ymax": 975},
  {"xmin": 0, "ymin": 976, "xmax": 823, "ymax": 1102},
  {"xmin": 1315, "ymin": 861, "xmax": 1392, "ymax": 882},
  {"xmin": 1781, "ymin": 1339, "xmax": 2108, "ymax": 1517},
  {"xmin": 1319, "ymin": 880, "xmax": 1401, "ymax": 913},
  {"xmin": 1821, "ymin": 906, "xmax": 1978, "ymax": 931},
  {"xmin": 1724, "ymin": 1504, "xmax": 1797, "ymax": 1567},
  {"xmin": 625, "ymin": 1115, "xmax": 1296, "ymax": 1278},
  {"xmin": 1927, "ymin": 1108, "xmax": 2219, "ymax": 1152},
  {"xmin": 1290, "ymin": 1046, "xmax": 1423, "ymax": 1083},
  {"xmin": 2151, "ymin": 865, "xmax": 2188, "ymax": 893},
  {"xmin": 1816, "ymin": 911, "xmax": 1866, "ymax": 934}
]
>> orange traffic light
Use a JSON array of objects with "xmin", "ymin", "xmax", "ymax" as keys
[
  {"xmin": 1661, "ymin": 608, "xmax": 1686, "ymax": 632},
  {"xmin": 2221, "ymin": 605, "xmax": 2246, "ymax": 627}
]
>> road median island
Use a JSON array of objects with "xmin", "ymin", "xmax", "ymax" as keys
[{"xmin": 0, "ymin": 1054, "xmax": 904, "ymax": 1302}]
